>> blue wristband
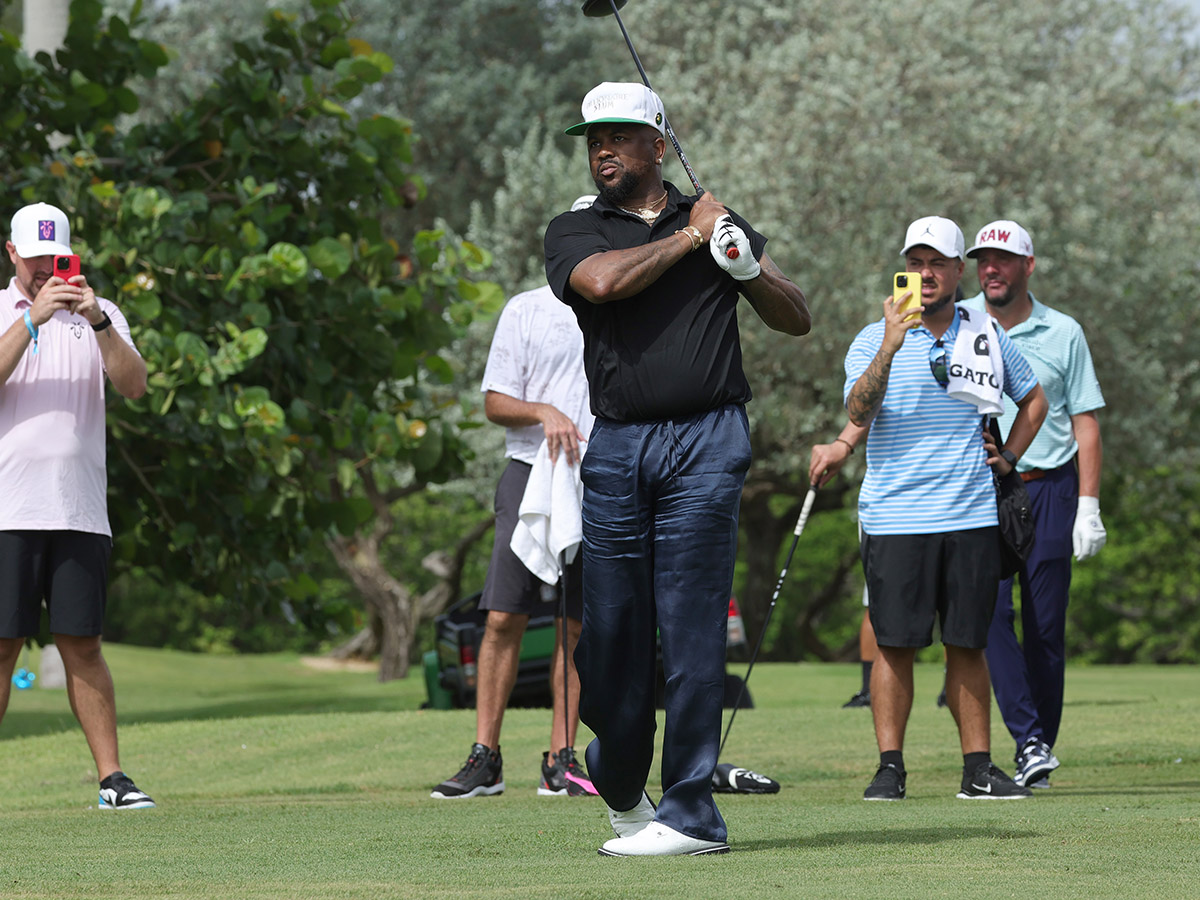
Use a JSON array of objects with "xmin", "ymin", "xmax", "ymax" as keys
[{"xmin": 23, "ymin": 308, "xmax": 38, "ymax": 354}]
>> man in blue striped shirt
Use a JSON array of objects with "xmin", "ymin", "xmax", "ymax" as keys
[
  {"xmin": 963, "ymin": 220, "xmax": 1106, "ymax": 790},
  {"xmin": 844, "ymin": 216, "xmax": 1047, "ymax": 801}
]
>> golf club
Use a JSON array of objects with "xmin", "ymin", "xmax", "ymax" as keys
[
  {"xmin": 581, "ymin": 0, "xmax": 741, "ymax": 259},
  {"xmin": 582, "ymin": 0, "xmax": 704, "ymax": 198},
  {"xmin": 558, "ymin": 551, "xmax": 570, "ymax": 760},
  {"xmin": 718, "ymin": 483, "xmax": 819, "ymax": 758}
]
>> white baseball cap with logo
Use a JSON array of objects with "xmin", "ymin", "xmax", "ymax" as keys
[
  {"xmin": 570, "ymin": 195, "xmax": 597, "ymax": 212},
  {"xmin": 565, "ymin": 82, "xmax": 666, "ymax": 137},
  {"xmin": 966, "ymin": 220, "xmax": 1034, "ymax": 258},
  {"xmin": 900, "ymin": 215, "xmax": 964, "ymax": 260},
  {"xmin": 10, "ymin": 202, "xmax": 72, "ymax": 258}
]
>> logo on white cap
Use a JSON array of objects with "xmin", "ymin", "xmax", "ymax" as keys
[
  {"xmin": 966, "ymin": 220, "xmax": 1033, "ymax": 258},
  {"xmin": 900, "ymin": 216, "xmax": 964, "ymax": 260},
  {"xmin": 565, "ymin": 82, "xmax": 667, "ymax": 137},
  {"xmin": 10, "ymin": 202, "xmax": 72, "ymax": 258}
]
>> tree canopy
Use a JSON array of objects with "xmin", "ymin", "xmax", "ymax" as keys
[
  {"xmin": 7, "ymin": 0, "xmax": 1197, "ymax": 665},
  {"xmin": 1, "ymin": 0, "xmax": 503, "ymax": 675}
]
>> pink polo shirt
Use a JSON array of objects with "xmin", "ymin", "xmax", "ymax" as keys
[{"xmin": 0, "ymin": 277, "xmax": 140, "ymax": 536}]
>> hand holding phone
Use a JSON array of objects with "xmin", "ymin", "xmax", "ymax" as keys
[
  {"xmin": 54, "ymin": 254, "xmax": 81, "ymax": 281},
  {"xmin": 892, "ymin": 272, "xmax": 922, "ymax": 327}
]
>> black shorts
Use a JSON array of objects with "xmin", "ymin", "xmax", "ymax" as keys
[
  {"xmin": 0, "ymin": 530, "xmax": 112, "ymax": 639},
  {"xmin": 861, "ymin": 527, "xmax": 1000, "ymax": 649},
  {"xmin": 479, "ymin": 460, "xmax": 584, "ymax": 621}
]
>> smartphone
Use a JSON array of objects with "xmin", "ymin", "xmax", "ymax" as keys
[
  {"xmin": 892, "ymin": 272, "xmax": 922, "ymax": 326},
  {"xmin": 54, "ymin": 254, "xmax": 81, "ymax": 281}
]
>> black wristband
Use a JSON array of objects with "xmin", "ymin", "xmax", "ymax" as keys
[
  {"xmin": 999, "ymin": 448, "xmax": 1017, "ymax": 467},
  {"xmin": 92, "ymin": 313, "xmax": 112, "ymax": 332}
]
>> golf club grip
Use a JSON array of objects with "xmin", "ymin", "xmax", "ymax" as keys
[{"xmin": 792, "ymin": 486, "xmax": 818, "ymax": 536}]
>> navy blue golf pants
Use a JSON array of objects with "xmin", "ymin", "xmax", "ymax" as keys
[
  {"xmin": 576, "ymin": 405, "xmax": 750, "ymax": 844},
  {"xmin": 986, "ymin": 463, "xmax": 1076, "ymax": 751}
]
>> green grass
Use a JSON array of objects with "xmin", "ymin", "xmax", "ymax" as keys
[{"xmin": 2, "ymin": 646, "xmax": 1198, "ymax": 899}]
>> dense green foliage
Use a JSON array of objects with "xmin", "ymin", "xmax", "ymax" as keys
[
  {"xmin": 1, "ymin": 0, "xmax": 501, "ymax": 661},
  {"xmin": 7, "ymin": 0, "xmax": 1197, "ymax": 663},
  {"xmin": 470, "ymin": 0, "xmax": 1200, "ymax": 663}
]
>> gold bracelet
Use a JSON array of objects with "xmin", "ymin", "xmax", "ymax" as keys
[
  {"xmin": 675, "ymin": 225, "xmax": 702, "ymax": 252},
  {"xmin": 835, "ymin": 437, "xmax": 855, "ymax": 455}
]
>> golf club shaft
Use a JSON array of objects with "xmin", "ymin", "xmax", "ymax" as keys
[
  {"xmin": 718, "ymin": 484, "xmax": 819, "ymax": 758},
  {"xmin": 606, "ymin": 0, "xmax": 704, "ymax": 195},
  {"xmin": 559, "ymin": 553, "xmax": 570, "ymax": 755}
]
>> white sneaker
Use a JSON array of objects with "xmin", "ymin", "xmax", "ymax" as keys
[
  {"xmin": 599, "ymin": 823, "xmax": 730, "ymax": 857},
  {"xmin": 607, "ymin": 791, "xmax": 656, "ymax": 838}
]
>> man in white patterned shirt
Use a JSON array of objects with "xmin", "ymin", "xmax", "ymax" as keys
[{"xmin": 432, "ymin": 197, "xmax": 600, "ymax": 801}]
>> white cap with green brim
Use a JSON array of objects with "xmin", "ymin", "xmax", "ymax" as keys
[{"xmin": 565, "ymin": 82, "xmax": 666, "ymax": 137}]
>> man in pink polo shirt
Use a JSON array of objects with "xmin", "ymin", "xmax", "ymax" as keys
[{"xmin": 0, "ymin": 202, "xmax": 155, "ymax": 809}]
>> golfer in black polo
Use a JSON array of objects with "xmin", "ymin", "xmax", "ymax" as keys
[{"xmin": 544, "ymin": 82, "xmax": 810, "ymax": 856}]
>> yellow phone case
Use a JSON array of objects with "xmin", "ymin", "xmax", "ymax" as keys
[{"xmin": 893, "ymin": 272, "xmax": 922, "ymax": 325}]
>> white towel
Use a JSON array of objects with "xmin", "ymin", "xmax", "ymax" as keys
[
  {"xmin": 509, "ymin": 440, "xmax": 584, "ymax": 585},
  {"xmin": 946, "ymin": 307, "xmax": 1004, "ymax": 415}
]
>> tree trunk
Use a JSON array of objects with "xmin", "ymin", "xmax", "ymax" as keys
[
  {"xmin": 326, "ymin": 479, "xmax": 496, "ymax": 682},
  {"xmin": 328, "ymin": 512, "xmax": 415, "ymax": 682}
]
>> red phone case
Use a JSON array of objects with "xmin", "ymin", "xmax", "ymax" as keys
[{"xmin": 54, "ymin": 254, "xmax": 81, "ymax": 280}]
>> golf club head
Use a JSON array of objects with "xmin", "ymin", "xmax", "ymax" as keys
[{"xmin": 581, "ymin": 0, "xmax": 628, "ymax": 17}]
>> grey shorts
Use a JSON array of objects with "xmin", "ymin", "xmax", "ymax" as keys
[
  {"xmin": 0, "ymin": 530, "xmax": 111, "ymax": 638},
  {"xmin": 479, "ymin": 460, "xmax": 583, "ymax": 620},
  {"xmin": 861, "ymin": 527, "xmax": 1000, "ymax": 649}
]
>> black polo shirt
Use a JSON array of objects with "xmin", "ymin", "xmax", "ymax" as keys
[{"xmin": 544, "ymin": 183, "xmax": 767, "ymax": 423}]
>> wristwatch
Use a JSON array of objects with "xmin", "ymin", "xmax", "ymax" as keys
[{"xmin": 999, "ymin": 448, "xmax": 1018, "ymax": 468}]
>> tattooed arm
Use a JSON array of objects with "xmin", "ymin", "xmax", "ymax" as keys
[{"xmin": 845, "ymin": 294, "xmax": 919, "ymax": 426}]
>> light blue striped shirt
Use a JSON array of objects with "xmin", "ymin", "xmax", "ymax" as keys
[
  {"xmin": 844, "ymin": 304, "xmax": 1039, "ymax": 535},
  {"xmin": 963, "ymin": 292, "xmax": 1104, "ymax": 472}
]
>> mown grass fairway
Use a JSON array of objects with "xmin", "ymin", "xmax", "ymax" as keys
[{"xmin": 1, "ymin": 646, "xmax": 1197, "ymax": 899}]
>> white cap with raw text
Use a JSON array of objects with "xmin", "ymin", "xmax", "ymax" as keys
[{"xmin": 966, "ymin": 220, "xmax": 1034, "ymax": 258}]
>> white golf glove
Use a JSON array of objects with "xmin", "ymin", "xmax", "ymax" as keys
[
  {"xmin": 1072, "ymin": 496, "xmax": 1107, "ymax": 561},
  {"xmin": 710, "ymin": 215, "xmax": 761, "ymax": 281}
]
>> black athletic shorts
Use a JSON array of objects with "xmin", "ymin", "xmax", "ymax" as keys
[
  {"xmin": 861, "ymin": 527, "xmax": 1000, "ymax": 649},
  {"xmin": 479, "ymin": 460, "xmax": 584, "ymax": 621},
  {"xmin": 0, "ymin": 530, "xmax": 112, "ymax": 639}
]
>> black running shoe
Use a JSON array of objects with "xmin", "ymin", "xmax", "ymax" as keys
[
  {"xmin": 539, "ymin": 750, "xmax": 568, "ymax": 795},
  {"xmin": 98, "ymin": 771, "xmax": 156, "ymax": 810},
  {"xmin": 842, "ymin": 689, "xmax": 871, "ymax": 709},
  {"xmin": 712, "ymin": 763, "xmax": 780, "ymax": 794},
  {"xmin": 557, "ymin": 747, "xmax": 599, "ymax": 796},
  {"xmin": 956, "ymin": 762, "xmax": 1032, "ymax": 800},
  {"xmin": 863, "ymin": 763, "xmax": 906, "ymax": 801},
  {"xmin": 431, "ymin": 743, "xmax": 504, "ymax": 799}
]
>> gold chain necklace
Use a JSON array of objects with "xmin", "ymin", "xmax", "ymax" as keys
[{"xmin": 619, "ymin": 190, "xmax": 668, "ymax": 224}]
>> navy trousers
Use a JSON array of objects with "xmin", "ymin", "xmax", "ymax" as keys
[
  {"xmin": 576, "ymin": 405, "xmax": 750, "ymax": 844},
  {"xmin": 985, "ymin": 463, "xmax": 1076, "ymax": 751}
]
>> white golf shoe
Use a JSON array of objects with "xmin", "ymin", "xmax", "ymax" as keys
[
  {"xmin": 599, "ymin": 822, "xmax": 730, "ymax": 857},
  {"xmin": 607, "ymin": 790, "xmax": 657, "ymax": 838}
]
